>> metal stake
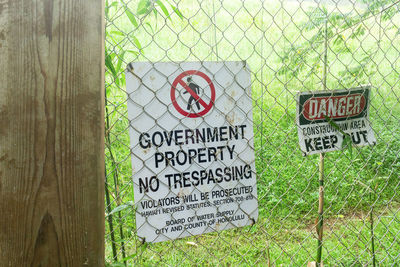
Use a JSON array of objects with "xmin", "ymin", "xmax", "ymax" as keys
[{"xmin": 316, "ymin": 15, "xmax": 328, "ymax": 266}]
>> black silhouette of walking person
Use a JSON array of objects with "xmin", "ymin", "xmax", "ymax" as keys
[{"xmin": 183, "ymin": 77, "xmax": 201, "ymax": 111}]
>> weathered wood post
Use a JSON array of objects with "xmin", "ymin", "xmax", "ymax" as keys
[{"xmin": 0, "ymin": 0, "xmax": 105, "ymax": 266}]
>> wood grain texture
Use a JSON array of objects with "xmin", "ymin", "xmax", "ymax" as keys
[{"xmin": 0, "ymin": 0, "xmax": 105, "ymax": 266}]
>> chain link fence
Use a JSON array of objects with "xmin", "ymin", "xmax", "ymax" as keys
[{"xmin": 105, "ymin": 0, "xmax": 400, "ymax": 265}]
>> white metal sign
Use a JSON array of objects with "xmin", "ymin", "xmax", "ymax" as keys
[
  {"xmin": 125, "ymin": 62, "xmax": 258, "ymax": 243},
  {"xmin": 297, "ymin": 86, "xmax": 376, "ymax": 155}
]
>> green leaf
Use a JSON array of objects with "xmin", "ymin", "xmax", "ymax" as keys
[
  {"xmin": 342, "ymin": 135, "xmax": 353, "ymax": 157},
  {"xmin": 170, "ymin": 4, "xmax": 183, "ymax": 19},
  {"xmin": 105, "ymin": 51, "xmax": 117, "ymax": 79},
  {"xmin": 107, "ymin": 201, "xmax": 134, "ymax": 216},
  {"xmin": 324, "ymin": 115, "xmax": 352, "ymax": 156},
  {"xmin": 333, "ymin": 34, "xmax": 345, "ymax": 46},
  {"xmin": 302, "ymin": 7, "xmax": 327, "ymax": 31},
  {"xmin": 110, "ymin": 30, "xmax": 125, "ymax": 37},
  {"xmin": 131, "ymin": 35, "xmax": 143, "ymax": 51},
  {"xmin": 156, "ymin": 0, "xmax": 171, "ymax": 21},
  {"xmin": 153, "ymin": 7, "xmax": 158, "ymax": 18},
  {"xmin": 105, "ymin": 1, "xmax": 118, "ymax": 19},
  {"xmin": 116, "ymin": 51, "xmax": 126, "ymax": 74},
  {"xmin": 350, "ymin": 25, "xmax": 365, "ymax": 39},
  {"xmin": 137, "ymin": 0, "xmax": 152, "ymax": 15},
  {"xmin": 143, "ymin": 22, "xmax": 155, "ymax": 34},
  {"xmin": 126, "ymin": 8, "xmax": 139, "ymax": 28},
  {"xmin": 105, "ymin": 50, "xmax": 120, "ymax": 87},
  {"xmin": 324, "ymin": 115, "xmax": 344, "ymax": 135},
  {"xmin": 382, "ymin": 8, "xmax": 397, "ymax": 21},
  {"xmin": 126, "ymin": 50, "xmax": 140, "ymax": 56}
]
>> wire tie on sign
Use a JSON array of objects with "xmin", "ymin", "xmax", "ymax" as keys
[{"xmin": 127, "ymin": 62, "xmax": 134, "ymax": 74}]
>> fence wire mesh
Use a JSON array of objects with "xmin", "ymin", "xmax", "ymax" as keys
[{"xmin": 105, "ymin": 0, "xmax": 400, "ymax": 265}]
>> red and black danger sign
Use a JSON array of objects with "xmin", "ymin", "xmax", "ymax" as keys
[
  {"xmin": 171, "ymin": 70, "xmax": 216, "ymax": 118},
  {"xmin": 296, "ymin": 86, "xmax": 376, "ymax": 155}
]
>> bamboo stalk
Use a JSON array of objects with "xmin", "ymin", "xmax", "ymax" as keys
[
  {"xmin": 104, "ymin": 89, "xmax": 118, "ymax": 262},
  {"xmin": 105, "ymin": 98, "xmax": 127, "ymax": 265},
  {"xmin": 105, "ymin": 169, "xmax": 118, "ymax": 261}
]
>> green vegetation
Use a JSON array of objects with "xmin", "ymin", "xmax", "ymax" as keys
[{"xmin": 105, "ymin": 0, "xmax": 400, "ymax": 265}]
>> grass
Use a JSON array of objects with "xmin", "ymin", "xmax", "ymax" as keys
[
  {"xmin": 105, "ymin": 0, "xmax": 400, "ymax": 265},
  {"xmin": 130, "ymin": 209, "xmax": 400, "ymax": 266}
]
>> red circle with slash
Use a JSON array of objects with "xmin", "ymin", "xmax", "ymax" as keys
[{"xmin": 170, "ymin": 70, "xmax": 216, "ymax": 118}]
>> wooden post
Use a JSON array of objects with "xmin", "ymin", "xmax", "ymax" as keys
[
  {"xmin": 0, "ymin": 0, "xmax": 104, "ymax": 266},
  {"xmin": 316, "ymin": 152, "xmax": 325, "ymax": 266},
  {"xmin": 316, "ymin": 17, "xmax": 329, "ymax": 267}
]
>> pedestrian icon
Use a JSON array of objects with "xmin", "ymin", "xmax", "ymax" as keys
[
  {"xmin": 183, "ymin": 77, "xmax": 201, "ymax": 111},
  {"xmin": 170, "ymin": 70, "xmax": 216, "ymax": 118}
]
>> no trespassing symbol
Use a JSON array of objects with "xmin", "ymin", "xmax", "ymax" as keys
[{"xmin": 171, "ymin": 70, "xmax": 216, "ymax": 118}]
